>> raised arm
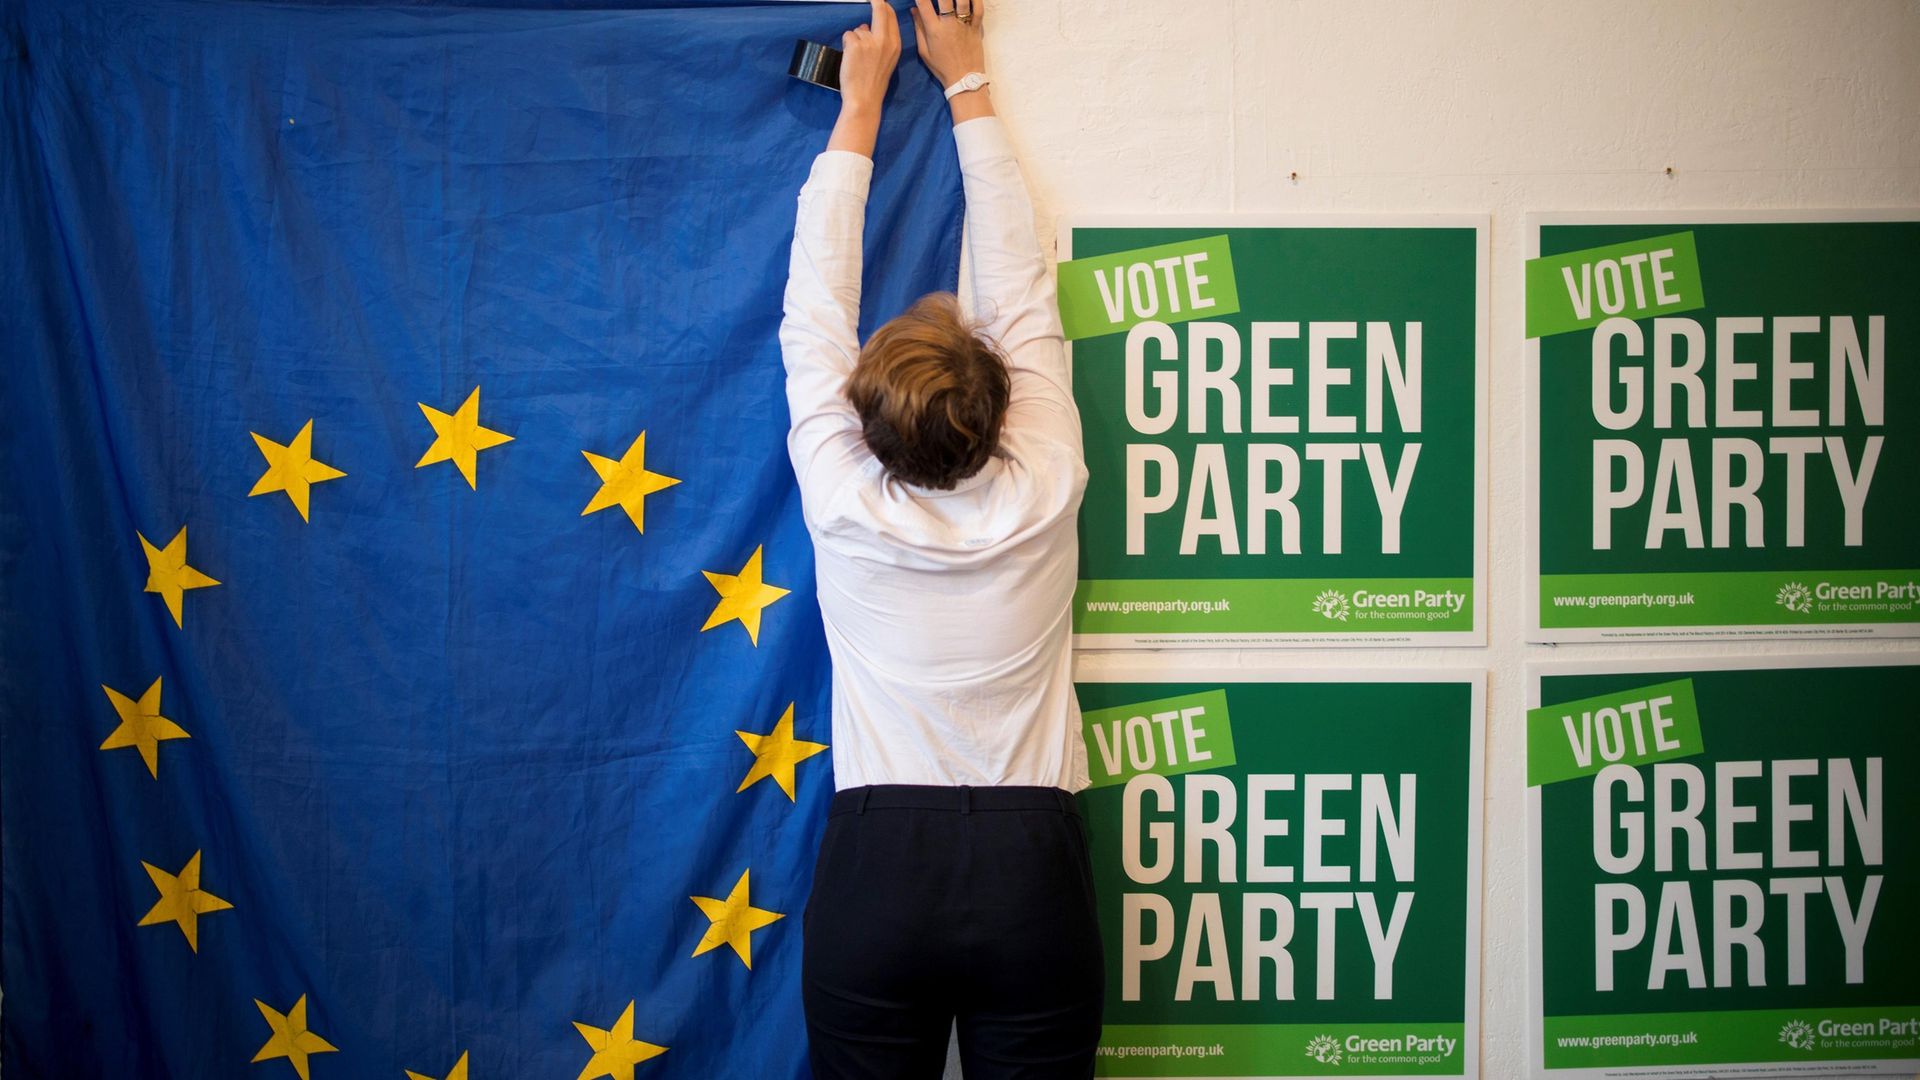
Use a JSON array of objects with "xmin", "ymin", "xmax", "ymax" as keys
[
  {"xmin": 779, "ymin": 2, "xmax": 901, "ymax": 523},
  {"xmin": 911, "ymin": 0, "xmax": 1079, "ymax": 453}
]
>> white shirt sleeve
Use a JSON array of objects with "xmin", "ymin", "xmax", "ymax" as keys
[
  {"xmin": 779, "ymin": 119, "xmax": 1085, "ymax": 542},
  {"xmin": 952, "ymin": 116, "xmax": 1083, "ymax": 460},
  {"xmin": 779, "ymin": 150, "xmax": 877, "ymax": 530}
]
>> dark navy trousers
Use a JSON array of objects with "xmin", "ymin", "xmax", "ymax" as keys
[{"xmin": 802, "ymin": 784, "xmax": 1105, "ymax": 1079}]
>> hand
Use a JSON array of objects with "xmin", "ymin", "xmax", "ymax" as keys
[
  {"xmin": 910, "ymin": 0, "xmax": 985, "ymax": 89},
  {"xmin": 837, "ymin": 0, "xmax": 902, "ymax": 119}
]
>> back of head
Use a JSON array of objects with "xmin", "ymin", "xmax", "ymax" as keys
[{"xmin": 845, "ymin": 293, "xmax": 1011, "ymax": 491}]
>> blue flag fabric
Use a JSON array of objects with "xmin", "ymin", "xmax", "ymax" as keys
[{"xmin": 0, "ymin": 0, "xmax": 961, "ymax": 1075}]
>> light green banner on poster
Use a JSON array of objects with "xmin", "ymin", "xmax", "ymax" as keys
[
  {"xmin": 1543, "ymin": 1007, "xmax": 1920, "ymax": 1070},
  {"xmin": 1074, "ymin": 578, "xmax": 1474, "ymax": 635},
  {"xmin": 1096, "ymin": 1022, "xmax": 1468, "ymax": 1077},
  {"xmin": 1525, "ymin": 679, "xmax": 1701, "ymax": 787},
  {"xmin": 1524, "ymin": 231, "xmax": 1704, "ymax": 338},
  {"xmin": 1081, "ymin": 690, "xmax": 1235, "ymax": 788},
  {"xmin": 1530, "ymin": 660, "xmax": 1920, "ymax": 1077},
  {"xmin": 1057, "ymin": 235, "xmax": 1240, "ymax": 341},
  {"xmin": 1540, "ymin": 569, "xmax": 1920, "ymax": 628}
]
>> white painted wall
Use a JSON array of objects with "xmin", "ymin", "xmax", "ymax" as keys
[{"xmin": 942, "ymin": 2, "xmax": 1920, "ymax": 1076}]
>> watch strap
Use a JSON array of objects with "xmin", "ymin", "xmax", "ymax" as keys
[{"xmin": 942, "ymin": 72, "xmax": 989, "ymax": 100}]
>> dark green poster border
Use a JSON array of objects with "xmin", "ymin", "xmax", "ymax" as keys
[
  {"xmin": 1064, "ymin": 216, "xmax": 1488, "ymax": 649},
  {"xmin": 1079, "ymin": 670, "xmax": 1485, "ymax": 1079},
  {"xmin": 1525, "ymin": 210, "xmax": 1920, "ymax": 643},
  {"xmin": 1526, "ymin": 656, "xmax": 1920, "ymax": 1079}
]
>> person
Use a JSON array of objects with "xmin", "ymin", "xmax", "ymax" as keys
[{"xmin": 778, "ymin": 0, "xmax": 1102, "ymax": 1075}]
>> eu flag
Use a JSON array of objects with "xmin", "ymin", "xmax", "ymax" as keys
[{"xmin": 0, "ymin": 0, "xmax": 961, "ymax": 1075}]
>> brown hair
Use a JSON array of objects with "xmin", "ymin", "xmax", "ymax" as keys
[{"xmin": 845, "ymin": 293, "xmax": 1010, "ymax": 490}]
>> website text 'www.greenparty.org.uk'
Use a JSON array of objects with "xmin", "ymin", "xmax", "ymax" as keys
[
  {"xmin": 1555, "ymin": 1031, "xmax": 1701, "ymax": 1050},
  {"xmin": 1083, "ymin": 598, "xmax": 1232, "ymax": 616},
  {"xmin": 1095, "ymin": 1043, "xmax": 1226, "ymax": 1060},
  {"xmin": 1551, "ymin": 592, "xmax": 1696, "ymax": 610}
]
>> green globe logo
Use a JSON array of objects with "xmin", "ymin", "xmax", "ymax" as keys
[
  {"xmin": 1776, "ymin": 582, "xmax": 1813, "ymax": 615},
  {"xmin": 1778, "ymin": 1019, "xmax": 1815, "ymax": 1051},
  {"xmin": 1305, "ymin": 1034, "xmax": 1343, "ymax": 1065},
  {"xmin": 1312, "ymin": 590, "xmax": 1351, "ymax": 622}
]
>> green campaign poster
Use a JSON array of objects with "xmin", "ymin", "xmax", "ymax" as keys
[
  {"xmin": 1060, "ymin": 218, "xmax": 1487, "ymax": 647},
  {"xmin": 1527, "ymin": 656, "xmax": 1920, "ymax": 1078},
  {"xmin": 1077, "ymin": 671, "xmax": 1484, "ymax": 1077},
  {"xmin": 1526, "ymin": 211, "xmax": 1920, "ymax": 641}
]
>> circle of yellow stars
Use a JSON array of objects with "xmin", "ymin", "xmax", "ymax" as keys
[
  {"xmin": 143, "ymin": 386, "xmax": 793, "ymax": 646},
  {"xmin": 108, "ymin": 383, "xmax": 835, "ymax": 1075}
]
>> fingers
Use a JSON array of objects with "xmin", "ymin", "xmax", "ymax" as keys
[
  {"xmin": 872, "ymin": 0, "xmax": 900, "ymax": 43},
  {"xmin": 913, "ymin": 0, "xmax": 938, "ymax": 22},
  {"xmin": 955, "ymin": 0, "xmax": 971, "ymax": 20},
  {"xmin": 912, "ymin": 20, "xmax": 931, "ymax": 61},
  {"xmin": 908, "ymin": 4, "xmax": 929, "ymax": 59}
]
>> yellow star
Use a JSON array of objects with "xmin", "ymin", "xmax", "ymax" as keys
[
  {"xmin": 248, "ymin": 419, "xmax": 346, "ymax": 522},
  {"xmin": 699, "ymin": 546, "xmax": 789, "ymax": 646},
  {"xmin": 690, "ymin": 869, "xmax": 785, "ymax": 970},
  {"xmin": 252, "ymin": 994, "xmax": 338, "ymax": 1079},
  {"xmin": 581, "ymin": 431, "xmax": 681, "ymax": 533},
  {"xmin": 736, "ymin": 703, "xmax": 827, "ymax": 801},
  {"xmin": 417, "ymin": 386, "xmax": 513, "ymax": 489},
  {"xmin": 137, "ymin": 850, "xmax": 232, "ymax": 952},
  {"xmin": 573, "ymin": 1000, "xmax": 667, "ymax": 1080},
  {"xmin": 100, "ymin": 677, "xmax": 190, "ymax": 778},
  {"xmin": 405, "ymin": 1050, "xmax": 469, "ymax": 1080},
  {"xmin": 138, "ymin": 527, "xmax": 220, "ymax": 628}
]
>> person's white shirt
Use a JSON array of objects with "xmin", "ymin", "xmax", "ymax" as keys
[{"xmin": 779, "ymin": 116, "xmax": 1090, "ymax": 792}]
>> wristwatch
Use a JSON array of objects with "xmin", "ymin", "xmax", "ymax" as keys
[{"xmin": 943, "ymin": 72, "xmax": 990, "ymax": 100}]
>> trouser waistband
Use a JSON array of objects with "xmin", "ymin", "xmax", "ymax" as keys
[{"xmin": 828, "ymin": 783, "xmax": 1077, "ymax": 816}]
